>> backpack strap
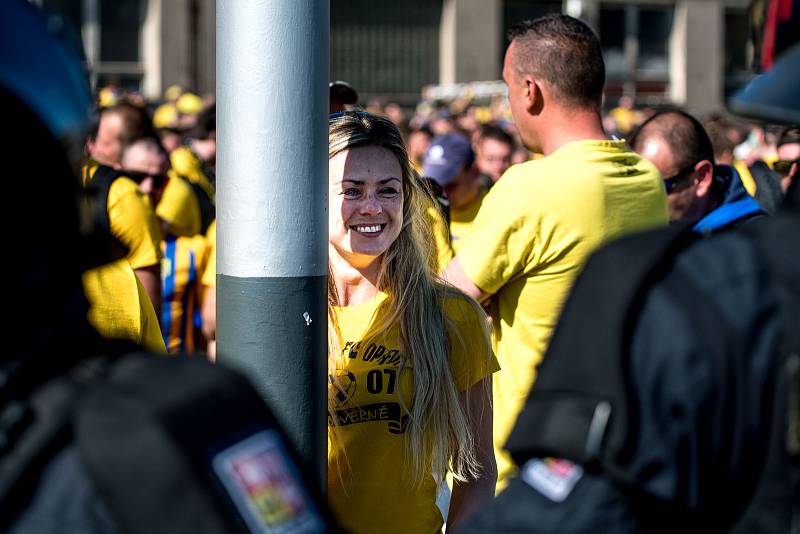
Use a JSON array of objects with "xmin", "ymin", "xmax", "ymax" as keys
[
  {"xmin": 506, "ymin": 224, "xmax": 698, "ymax": 474},
  {"xmin": 186, "ymin": 178, "xmax": 215, "ymax": 234},
  {"xmin": 87, "ymin": 165, "xmax": 123, "ymax": 233}
]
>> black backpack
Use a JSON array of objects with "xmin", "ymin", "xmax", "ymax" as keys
[
  {"xmin": 1, "ymin": 352, "xmax": 334, "ymax": 534},
  {"xmin": 469, "ymin": 206, "xmax": 800, "ymax": 531}
]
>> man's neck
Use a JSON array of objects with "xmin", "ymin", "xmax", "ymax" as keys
[{"xmin": 538, "ymin": 107, "xmax": 609, "ymax": 156}]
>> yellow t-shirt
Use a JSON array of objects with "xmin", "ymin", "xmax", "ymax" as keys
[
  {"xmin": 425, "ymin": 204, "xmax": 454, "ymax": 273},
  {"xmin": 82, "ymin": 260, "xmax": 166, "ymax": 354},
  {"xmin": 201, "ymin": 219, "xmax": 216, "ymax": 288},
  {"xmin": 170, "ymin": 146, "xmax": 215, "ymax": 202},
  {"xmin": 82, "ymin": 160, "xmax": 162, "ymax": 270},
  {"xmin": 157, "ymin": 171, "xmax": 202, "ymax": 237},
  {"xmin": 457, "ymin": 139, "xmax": 668, "ymax": 490},
  {"xmin": 328, "ymin": 292, "xmax": 499, "ymax": 534},
  {"xmin": 449, "ymin": 188, "xmax": 488, "ymax": 255}
]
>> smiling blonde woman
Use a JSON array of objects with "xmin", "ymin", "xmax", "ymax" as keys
[{"xmin": 326, "ymin": 111, "xmax": 498, "ymax": 533}]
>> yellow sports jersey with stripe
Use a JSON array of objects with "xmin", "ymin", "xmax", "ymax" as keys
[{"xmin": 161, "ymin": 234, "xmax": 209, "ymax": 353}]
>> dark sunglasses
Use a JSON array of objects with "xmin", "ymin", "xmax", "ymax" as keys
[
  {"xmin": 771, "ymin": 159, "xmax": 799, "ymax": 175},
  {"xmin": 125, "ymin": 170, "xmax": 169, "ymax": 188},
  {"xmin": 329, "ymin": 110, "xmax": 374, "ymax": 121},
  {"xmin": 663, "ymin": 164, "xmax": 697, "ymax": 194}
]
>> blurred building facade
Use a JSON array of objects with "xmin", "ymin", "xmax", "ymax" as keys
[
  {"xmin": 40, "ymin": 0, "xmax": 215, "ymax": 98},
  {"xmin": 39, "ymin": 0, "xmax": 752, "ymax": 114},
  {"xmin": 332, "ymin": 0, "xmax": 754, "ymax": 115}
]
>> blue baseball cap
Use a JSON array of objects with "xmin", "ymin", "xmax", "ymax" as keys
[{"xmin": 422, "ymin": 133, "xmax": 475, "ymax": 187}]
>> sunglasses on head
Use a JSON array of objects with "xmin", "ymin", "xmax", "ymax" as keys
[
  {"xmin": 125, "ymin": 170, "xmax": 169, "ymax": 188},
  {"xmin": 771, "ymin": 159, "xmax": 799, "ymax": 176},
  {"xmin": 663, "ymin": 163, "xmax": 697, "ymax": 194},
  {"xmin": 329, "ymin": 110, "xmax": 374, "ymax": 121}
]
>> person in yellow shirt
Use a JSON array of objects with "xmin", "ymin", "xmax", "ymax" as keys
[
  {"xmin": 120, "ymin": 136, "xmax": 213, "ymax": 355},
  {"xmin": 170, "ymin": 110, "xmax": 216, "ymax": 234},
  {"xmin": 82, "ymin": 260, "xmax": 166, "ymax": 354},
  {"xmin": 85, "ymin": 102, "xmax": 163, "ymax": 312},
  {"xmin": 443, "ymin": 15, "xmax": 668, "ymax": 492},
  {"xmin": 422, "ymin": 133, "xmax": 487, "ymax": 254},
  {"xmin": 327, "ymin": 111, "xmax": 499, "ymax": 533},
  {"xmin": 81, "ymin": 132, "xmax": 168, "ymax": 354}
]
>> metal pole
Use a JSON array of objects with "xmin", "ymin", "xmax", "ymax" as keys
[
  {"xmin": 82, "ymin": 0, "xmax": 100, "ymax": 91},
  {"xmin": 216, "ymin": 0, "xmax": 329, "ymax": 483}
]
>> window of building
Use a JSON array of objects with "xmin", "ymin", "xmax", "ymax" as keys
[{"xmin": 331, "ymin": 0, "xmax": 443, "ymax": 105}]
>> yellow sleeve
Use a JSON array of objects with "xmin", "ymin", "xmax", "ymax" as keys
[
  {"xmin": 107, "ymin": 178, "xmax": 163, "ymax": 270},
  {"xmin": 445, "ymin": 295, "xmax": 500, "ymax": 392},
  {"xmin": 156, "ymin": 172, "xmax": 202, "ymax": 237},
  {"xmin": 171, "ymin": 146, "xmax": 215, "ymax": 201},
  {"xmin": 201, "ymin": 219, "xmax": 216, "ymax": 288},
  {"xmin": 456, "ymin": 172, "xmax": 536, "ymax": 295},
  {"xmin": 424, "ymin": 205, "xmax": 454, "ymax": 273},
  {"xmin": 136, "ymin": 275, "xmax": 167, "ymax": 354}
]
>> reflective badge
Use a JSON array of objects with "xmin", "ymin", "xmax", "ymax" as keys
[
  {"xmin": 520, "ymin": 457, "xmax": 583, "ymax": 502},
  {"xmin": 212, "ymin": 430, "xmax": 324, "ymax": 534}
]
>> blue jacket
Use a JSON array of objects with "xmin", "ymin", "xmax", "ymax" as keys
[{"xmin": 693, "ymin": 165, "xmax": 765, "ymax": 233}]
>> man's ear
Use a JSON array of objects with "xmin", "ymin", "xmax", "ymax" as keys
[
  {"xmin": 694, "ymin": 160, "xmax": 715, "ymax": 197},
  {"xmin": 525, "ymin": 76, "xmax": 544, "ymax": 115}
]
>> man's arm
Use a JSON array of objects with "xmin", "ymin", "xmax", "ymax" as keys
[
  {"xmin": 443, "ymin": 256, "xmax": 489, "ymax": 303},
  {"xmin": 134, "ymin": 265, "xmax": 161, "ymax": 326}
]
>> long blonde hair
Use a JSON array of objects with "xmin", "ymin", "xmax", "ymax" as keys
[{"xmin": 327, "ymin": 111, "xmax": 490, "ymax": 486}]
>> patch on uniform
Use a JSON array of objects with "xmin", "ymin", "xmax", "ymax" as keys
[
  {"xmin": 520, "ymin": 457, "xmax": 583, "ymax": 502},
  {"xmin": 212, "ymin": 430, "xmax": 324, "ymax": 534}
]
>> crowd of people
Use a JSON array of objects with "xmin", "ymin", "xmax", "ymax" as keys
[
  {"xmin": 79, "ymin": 85, "xmax": 219, "ymax": 359},
  {"xmin": 5, "ymin": 0, "xmax": 799, "ymax": 530}
]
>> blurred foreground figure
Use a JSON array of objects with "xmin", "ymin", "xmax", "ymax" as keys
[
  {"xmin": 630, "ymin": 110, "xmax": 767, "ymax": 231},
  {"xmin": 464, "ymin": 41, "xmax": 800, "ymax": 534},
  {"xmin": 0, "ymin": 3, "xmax": 331, "ymax": 533}
]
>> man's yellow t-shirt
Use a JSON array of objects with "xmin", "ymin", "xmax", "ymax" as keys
[
  {"xmin": 82, "ymin": 260, "xmax": 166, "ymax": 354},
  {"xmin": 82, "ymin": 160, "xmax": 162, "ymax": 270},
  {"xmin": 157, "ymin": 172, "xmax": 202, "ymax": 237},
  {"xmin": 170, "ymin": 146, "xmax": 215, "ymax": 202},
  {"xmin": 449, "ymin": 188, "xmax": 488, "ymax": 255},
  {"xmin": 328, "ymin": 292, "xmax": 499, "ymax": 534},
  {"xmin": 456, "ymin": 139, "xmax": 668, "ymax": 490},
  {"xmin": 425, "ymin": 204, "xmax": 454, "ymax": 273}
]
